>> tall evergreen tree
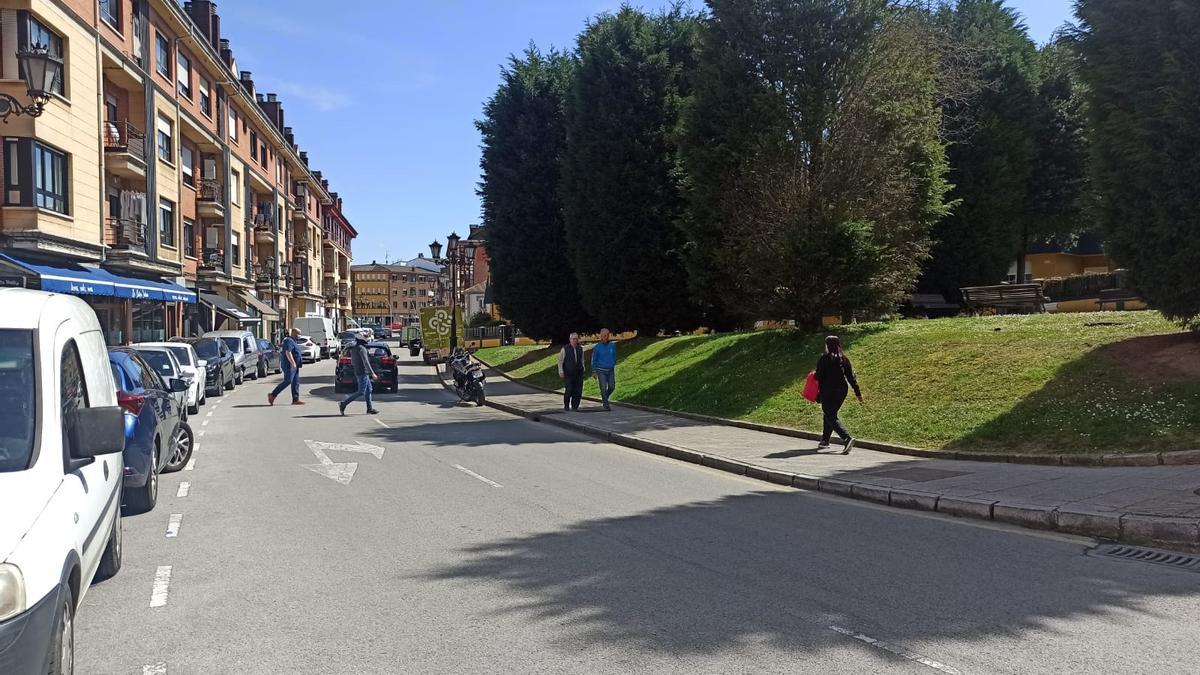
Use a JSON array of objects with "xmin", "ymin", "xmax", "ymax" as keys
[
  {"xmin": 680, "ymin": 0, "xmax": 951, "ymax": 328},
  {"xmin": 1076, "ymin": 0, "xmax": 1200, "ymax": 327},
  {"xmin": 560, "ymin": 7, "xmax": 703, "ymax": 335},
  {"xmin": 476, "ymin": 47, "xmax": 594, "ymax": 342},
  {"xmin": 920, "ymin": 0, "xmax": 1040, "ymax": 298}
]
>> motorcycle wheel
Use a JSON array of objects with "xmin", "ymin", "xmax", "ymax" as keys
[{"xmin": 473, "ymin": 385, "xmax": 485, "ymax": 407}]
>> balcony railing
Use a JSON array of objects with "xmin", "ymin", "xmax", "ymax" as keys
[
  {"xmin": 104, "ymin": 217, "xmax": 147, "ymax": 253},
  {"xmin": 253, "ymin": 211, "xmax": 276, "ymax": 229},
  {"xmin": 198, "ymin": 179, "xmax": 223, "ymax": 203},
  {"xmin": 200, "ymin": 248, "xmax": 225, "ymax": 271},
  {"xmin": 102, "ymin": 120, "xmax": 146, "ymax": 161},
  {"xmin": 255, "ymin": 264, "xmax": 278, "ymax": 284},
  {"xmin": 293, "ymin": 235, "xmax": 311, "ymax": 251}
]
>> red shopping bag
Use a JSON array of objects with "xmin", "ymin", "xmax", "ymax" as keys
[{"xmin": 802, "ymin": 371, "xmax": 819, "ymax": 402}]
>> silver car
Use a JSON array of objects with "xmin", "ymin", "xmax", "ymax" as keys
[
  {"xmin": 133, "ymin": 346, "xmax": 193, "ymax": 420},
  {"xmin": 202, "ymin": 330, "xmax": 259, "ymax": 385}
]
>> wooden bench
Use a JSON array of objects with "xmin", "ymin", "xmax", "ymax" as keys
[
  {"xmin": 960, "ymin": 284, "xmax": 1047, "ymax": 315},
  {"xmin": 1097, "ymin": 288, "xmax": 1141, "ymax": 311},
  {"xmin": 906, "ymin": 293, "xmax": 960, "ymax": 317}
]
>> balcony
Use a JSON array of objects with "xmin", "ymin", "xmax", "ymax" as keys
[
  {"xmin": 292, "ymin": 235, "xmax": 311, "ymax": 253},
  {"xmin": 103, "ymin": 120, "xmax": 147, "ymax": 179},
  {"xmin": 197, "ymin": 179, "xmax": 225, "ymax": 220},
  {"xmin": 253, "ymin": 212, "xmax": 276, "ymax": 244},
  {"xmin": 104, "ymin": 217, "xmax": 147, "ymax": 254},
  {"xmin": 198, "ymin": 247, "xmax": 226, "ymax": 280},
  {"xmin": 254, "ymin": 264, "xmax": 278, "ymax": 290}
]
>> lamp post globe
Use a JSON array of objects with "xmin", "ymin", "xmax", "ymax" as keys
[
  {"xmin": 446, "ymin": 231, "xmax": 460, "ymax": 252},
  {"xmin": 428, "ymin": 240, "xmax": 442, "ymax": 260},
  {"xmin": 18, "ymin": 44, "xmax": 61, "ymax": 104}
]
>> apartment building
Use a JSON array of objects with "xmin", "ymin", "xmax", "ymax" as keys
[
  {"xmin": 0, "ymin": 0, "xmax": 356, "ymax": 344},
  {"xmin": 320, "ymin": 184, "xmax": 354, "ymax": 328},
  {"xmin": 351, "ymin": 259, "xmax": 445, "ymax": 327}
]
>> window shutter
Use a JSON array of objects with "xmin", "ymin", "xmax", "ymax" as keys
[{"xmin": 1, "ymin": 10, "xmax": 18, "ymax": 79}]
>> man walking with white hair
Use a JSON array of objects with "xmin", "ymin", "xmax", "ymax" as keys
[{"xmin": 558, "ymin": 332, "xmax": 585, "ymax": 412}]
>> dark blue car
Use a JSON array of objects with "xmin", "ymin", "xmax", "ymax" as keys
[{"xmin": 108, "ymin": 348, "xmax": 193, "ymax": 514}]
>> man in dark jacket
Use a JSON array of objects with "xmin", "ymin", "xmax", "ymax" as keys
[
  {"xmin": 557, "ymin": 332, "xmax": 585, "ymax": 412},
  {"xmin": 338, "ymin": 336, "xmax": 379, "ymax": 415},
  {"xmin": 268, "ymin": 327, "xmax": 305, "ymax": 406}
]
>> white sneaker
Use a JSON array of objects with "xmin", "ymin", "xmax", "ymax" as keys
[
  {"xmin": 816, "ymin": 442, "xmax": 830, "ymax": 450},
  {"xmin": 842, "ymin": 439, "xmax": 855, "ymax": 455}
]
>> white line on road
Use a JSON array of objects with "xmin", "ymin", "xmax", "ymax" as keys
[
  {"xmin": 197, "ymin": 430, "xmax": 205, "ymax": 437},
  {"xmin": 165, "ymin": 514, "xmax": 182, "ymax": 538},
  {"xmin": 193, "ymin": 443, "xmax": 200, "ymax": 454},
  {"xmin": 183, "ymin": 458, "xmax": 196, "ymax": 471},
  {"xmin": 201, "ymin": 419, "xmax": 209, "ymax": 427},
  {"xmin": 176, "ymin": 482, "xmax": 190, "ymax": 497},
  {"xmin": 828, "ymin": 625, "xmax": 960, "ymax": 674},
  {"xmin": 149, "ymin": 566, "xmax": 172, "ymax": 607},
  {"xmin": 453, "ymin": 464, "xmax": 503, "ymax": 488},
  {"xmin": 206, "ymin": 410, "xmax": 213, "ymax": 417},
  {"xmin": 142, "ymin": 663, "xmax": 167, "ymax": 675},
  {"xmin": 373, "ymin": 417, "xmax": 389, "ymax": 428}
]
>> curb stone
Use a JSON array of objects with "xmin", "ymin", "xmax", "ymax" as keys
[
  {"xmin": 436, "ymin": 364, "xmax": 1200, "ymax": 549},
  {"xmin": 473, "ymin": 356, "xmax": 1200, "ymax": 467}
]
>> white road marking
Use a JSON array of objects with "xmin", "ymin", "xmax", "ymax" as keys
[
  {"xmin": 183, "ymin": 458, "xmax": 196, "ymax": 471},
  {"xmin": 453, "ymin": 464, "xmax": 503, "ymax": 488},
  {"xmin": 373, "ymin": 417, "xmax": 389, "ymax": 428},
  {"xmin": 165, "ymin": 514, "xmax": 183, "ymax": 538},
  {"xmin": 306, "ymin": 440, "xmax": 386, "ymax": 459},
  {"xmin": 205, "ymin": 411, "xmax": 213, "ymax": 417},
  {"xmin": 201, "ymin": 419, "xmax": 210, "ymax": 427},
  {"xmin": 176, "ymin": 482, "xmax": 190, "ymax": 497},
  {"xmin": 149, "ymin": 566, "xmax": 172, "ymax": 607},
  {"xmin": 197, "ymin": 429, "xmax": 205, "ymax": 437},
  {"xmin": 828, "ymin": 625, "xmax": 960, "ymax": 674},
  {"xmin": 192, "ymin": 443, "xmax": 200, "ymax": 454},
  {"xmin": 142, "ymin": 663, "xmax": 167, "ymax": 675}
]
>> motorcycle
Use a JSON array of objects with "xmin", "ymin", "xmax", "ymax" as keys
[{"xmin": 448, "ymin": 349, "xmax": 486, "ymax": 406}]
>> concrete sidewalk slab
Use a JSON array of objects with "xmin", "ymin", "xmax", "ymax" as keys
[{"xmin": 443, "ymin": 366, "xmax": 1200, "ymax": 550}]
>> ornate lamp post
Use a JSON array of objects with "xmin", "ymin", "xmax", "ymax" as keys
[
  {"xmin": 429, "ymin": 232, "xmax": 476, "ymax": 351},
  {"xmin": 0, "ymin": 45, "xmax": 63, "ymax": 123}
]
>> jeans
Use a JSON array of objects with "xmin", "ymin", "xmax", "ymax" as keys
[
  {"xmin": 820, "ymin": 388, "xmax": 850, "ymax": 444},
  {"xmin": 563, "ymin": 373, "xmax": 583, "ymax": 410},
  {"xmin": 341, "ymin": 374, "xmax": 374, "ymax": 410},
  {"xmin": 595, "ymin": 368, "xmax": 615, "ymax": 407},
  {"xmin": 271, "ymin": 367, "xmax": 301, "ymax": 402}
]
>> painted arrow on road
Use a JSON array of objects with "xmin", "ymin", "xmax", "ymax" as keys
[{"xmin": 301, "ymin": 440, "xmax": 387, "ymax": 485}]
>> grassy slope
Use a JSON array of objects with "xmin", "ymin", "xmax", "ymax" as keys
[{"xmin": 478, "ymin": 312, "xmax": 1199, "ymax": 454}]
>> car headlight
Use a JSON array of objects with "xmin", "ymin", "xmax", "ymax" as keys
[{"xmin": 0, "ymin": 564, "xmax": 26, "ymax": 621}]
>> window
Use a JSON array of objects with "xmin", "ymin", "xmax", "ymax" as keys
[
  {"xmin": 23, "ymin": 14, "xmax": 65, "ymax": 96},
  {"xmin": 232, "ymin": 231, "xmax": 240, "ymax": 266},
  {"xmin": 180, "ymin": 144, "xmax": 194, "ymax": 185},
  {"xmin": 228, "ymin": 106, "xmax": 238, "ymax": 142},
  {"xmin": 176, "ymin": 49, "xmax": 191, "ymax": 98},
  {"xmin": 155, "ymin": 30, "xmax": 170, "ymax": 79},
  {"xmin": 159, "ymin": 197, "xmax": 175, "ymax": 247},
  {"xmin": 100, "ymin": 0, "xmax": 120, "ymax": 30},
  {"xmin": 33, "ymin": 143, "xmax": 67, "ymax": 214},
  {"xmin": 156, "ymin": 114, "xmax": 172, "ymax": 163},
  {"xmin": 261, "ymin": 143, "xmax": 268, "ymax": 170},
  {"xmin": 0, "ymin": 329, "xmax": 36, "ymax": 472},
  {"xmin": 60, "ymin": 340, "xmax": 89, "ymax": 461},
  {"xmin": 249, "ymin": 130, "xmax": 258, "ymax": 161},
  {"xmin": 133, "ymin": 353, "xmax": 164, "ymax": 391},
  {"xmin": 199, "ymin": 77, "xmax": 211, "ymax": 117},
  {"xmin": 183, "ymin": 218, "xmax": 195, "ymax": 257},
  {"xmin": 230, "ymin": 169, "xmax": 240, "ymax": 205}
]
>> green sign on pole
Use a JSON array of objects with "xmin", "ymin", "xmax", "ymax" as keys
[{"xmin": 419, "ymin": 306, "xmax": 464, "ymax": 351}]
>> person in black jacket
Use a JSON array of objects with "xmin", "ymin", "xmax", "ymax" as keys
[
  {"xmin": 558, "ymin": 332, "xmax": 585, "ymax": 411},
  {"xmin": 814, "ymin": 335, "xmax": 863, "ymax": 454}
]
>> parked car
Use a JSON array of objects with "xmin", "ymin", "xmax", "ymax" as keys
[
  {"xmin": 133, "ymin": 345, "xmax": 193, "ymax": 420},
  {"xmin": 298, "ymin": 335, "xmax": 322, "ymax": 363},
  {"xmin": 292, "ymin": 316, "xmax": 336, "ymax": 358},
  {"xmin": 139, "ymin": 341, "xmax": 206, "ymax": 414},
  {"xmin": 203, "ymin": 330, "xmax": 259, "ymax": 384},
  {"xmin": 335, "ymin": 341, "xmax": 399, "ymax": 393},
  {"xmin": 0, "ymin": 289, "xmax": 126, "ymax": 675},
  {"xmin": 184, "ymin": 337, "xmax": 236, "ymax": 394},
  {"xmin": 405, "ymin": 327, "xmax": 422, "ymax": 356},
  {"xmin": 372, "ymin": 325, "xmax": 393, "ymax": 340},
  {"xmin": 337, "ymin": 330, "xmax": 360, "ymax": 351},
  {"xmin": 108, "ymin": 348, "xmax": 193, "ymax": 514},
  {"xmin": 256, "ymin": 338, "xmax": 281, "ymax": 377}
]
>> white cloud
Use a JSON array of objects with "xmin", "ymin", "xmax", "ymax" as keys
[{"xmin": 268, "ymin": 81, "xmax": 352, "ymax": 113}]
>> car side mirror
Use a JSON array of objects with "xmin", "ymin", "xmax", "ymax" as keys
[
  {"xmin": 170, "ymin": 378, "xmax": 190, "ymax": 393},
  {"xmin": 67, "ymin": 406, "xmax": 125, "ymax": 464}
]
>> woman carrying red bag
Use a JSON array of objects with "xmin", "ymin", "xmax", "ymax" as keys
[{"xmin": 814, "ymin": 335, "xmax": 863, "ymax": 454}]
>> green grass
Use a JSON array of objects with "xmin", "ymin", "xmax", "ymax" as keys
[{"xmin": 479, "ymin": 312, "xmax": 1200, "ymax": 455}]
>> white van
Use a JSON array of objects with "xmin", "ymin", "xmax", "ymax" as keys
[
  {"xmin": 0, "ymin": 289, "xmax": 126, "ymax": 673},
  {"xmin": 292, "ymin": 316, "xmax": 335, "ymax": 359}
]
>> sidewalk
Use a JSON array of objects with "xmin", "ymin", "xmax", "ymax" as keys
[{"xmin": 442, "ymin": 366, "xmax": 1200, "ymax": 550}]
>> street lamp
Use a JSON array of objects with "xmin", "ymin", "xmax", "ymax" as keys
[
  {"xmin": 429, "ymin": 232, "xmax": 475, "ymax": 351},
  {"xmin": 0, "ymin": 45, "xmax": 63, "ymax": 123}
]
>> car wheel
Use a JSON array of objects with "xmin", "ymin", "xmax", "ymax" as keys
[
  {"xmin": 126, "ymin": 446, "xmax": 158, "ymax": 514},
  {"xmin": 223, "ymin": 372, "xmax": 234, "ymax": 390},
  {"xmin": 46, "ymin": 584, "xmax": 74, "ymax": 675},
  {"xmin": 188, "ymin": 397, "xmax": 199, "ymax": 416},
  {"xmin": 164, "ymin": 423, "xmax": 194, "ymax": 473},
  {"xmin": 96, "ymin": 503, "xmax": 123, "ymax": 581},
  {"xmin": 258, "ymin": 362, "xmax": 267, "ymax": 378},
  {"xmin": 235, "ymin": 368, "xmax": 244, "ymax": 385}
]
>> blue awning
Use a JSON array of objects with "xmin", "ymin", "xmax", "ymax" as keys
[
  {"xmin": 91, "ymin": 268, "xmax": 196, "ymax": 304},
  {"xmin": 0, "ymin": 252, "xmax": 116, "ymax": 297}
]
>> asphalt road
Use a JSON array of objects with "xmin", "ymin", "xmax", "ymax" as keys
[{"xmin": 74, "ymin": 350, "xmax": 1200, "ymax": 674}]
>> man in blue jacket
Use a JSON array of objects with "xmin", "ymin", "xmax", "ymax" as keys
[{"xmin": 591, "ymin": 328, "xmax": 617, "ymax": 411}]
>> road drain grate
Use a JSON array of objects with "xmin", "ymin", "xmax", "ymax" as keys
[{"xmin": 1090, "ymin": 544, "xmax": 1200, "ymax": 572}]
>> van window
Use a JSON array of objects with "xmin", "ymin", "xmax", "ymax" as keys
[
  {"xmin": 0, "ymin": 329, "xmax": 36, "ymax": 472},
  {"xmin": 166, "ymin": 345, "xmax": 192, "ymax": 366},
  {"xmin": 134, "ymin": 354, "xmax": 164, "ymax": 391},
  {"xmin": 220, "ymin": 337, "xmax": 241, "ymax": 354},
  {"xmin": 61, "ymin": 340, "xmax": 90, "ymax": 463},
  {"xmin": 138, "ymin": 349, "xmax": 176, "ymax": 379}
]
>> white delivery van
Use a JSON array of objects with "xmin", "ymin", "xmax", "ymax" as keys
[
  {"xmin": 292, "ymin": 316, "xmax": 336, "ymax": 359},
  {"xmin": 0, "ymin": 289, "xmax": 126, "ymax": 673}
]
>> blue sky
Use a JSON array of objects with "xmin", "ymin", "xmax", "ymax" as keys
[{"xmin": 217, "ymin": 0, "xmax": 1076, "ymax": 267}]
